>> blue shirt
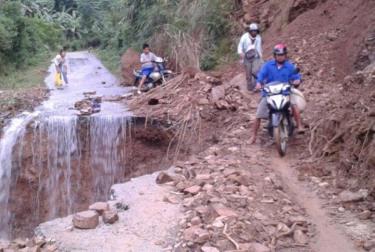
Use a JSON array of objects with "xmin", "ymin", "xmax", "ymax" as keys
[{"xmin": 257, "ymin": 59, "xmax": 301, "ymax": 84}]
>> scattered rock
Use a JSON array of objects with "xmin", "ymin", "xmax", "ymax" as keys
[
  {"xmin": 212, "ymin": 219, "xmax": 225, "ymax": 228},
  {"xmin": 212, "ymin": 204, "xmax": 238, "ymax": 218},
  {"xmin": 33, "ymin": 237, "xmax": 46, "ymax": 247},
  {"xmin": 74, "ymin": 96, "xmax": 102, "ymax": 115},
  {"xmin": 358, "ymin": 210, "xmax": 372, "ymax": 220},
  {"xmin": 253, "ymin": 211, "xmax": 267, "ymax": 221},
  {"xmin": 198, "ymin": 98, "xmax": 210, "ymax": 105},
  {"xmin": 183, "ymin": 226, "xmax": 210, "ymax": 243},
  {"xmin": 156, "ymin": 172, "xmax": 174, "ymax": 184},
  {"xmin": 269, "ymin": 173, "xmax": 283, "ymax": 190},
  {"xmin": 241, "ymin": 242, "xmax": 271, "ymax": 252},
  {"xmin": 89, "ymin": 202, "xmax": 109, "ymax": 215},
  {"xmin": 44, "ymin": 244, "xmax": 58, "ymax": 252},
  {"xmin": 195, "ymin": 206, "xmax": 210, "ymax": 215},
  {"xmin": 326, "ymin": 31, "xmax": 339, "ymax": 41},
  {"xmin": 12, "ymin": 238, "xmax": 27, "ymax": 248},
  {"xmin": 184, "ymin": 185, "xmax": 201, "ymax": 195},
  {"xmin": 293, "ymin": 229, "xmax": 308, "ymax": 244},
  {"xmin": 289, "ymin": 215, "xmax": 308, "ymax": 224},
  {"xmin": 319, "ymin": 182, "xmax": 329, "ymax": 188},
  {"xmin": 196, "ymin": 174, "xmax": 211, "ymax": 180},
  {"xmin": 338, "ymin": 189, "xmax": 369, "ymax": 203},
  {"xmin": 228, "ymin": 73, "xmax": 247, "ymax": 91},
  {"xmin": 163, "ymin": 195, "xmax": 180, "ymax": 204},
  {"xmin": 277, "ymin": 223, "xmax": 291, "ymax": 233},
  {"xmin": 201, "ymin": 246, "xmax": 220, "ymax": 252},
  {"xmin": 27, "ymin": 246, "xmax": 41, "ymax": 252},
  {"xmin": 103, "ymin": 210, "xmax": 119, "ymax": 224},
  {"xmin": 211, "ymin": 86, "xmax": 226, "ymax": 102},
  {"xmin": 364, "ymin": 240, "xmax": 375, "ymax": 250},
  {"xmin": 72, "ymin": 210, "xmax": 99, "ymax": 229},
  {"xmin": 191, "ymin": 216, "xmax": 201, "ymax": 225}
]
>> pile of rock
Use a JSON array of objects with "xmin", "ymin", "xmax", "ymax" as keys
[
  {"xmin": 128, "ymin": 71, "xmax": 249, "ymax": 123},
  {"xmin": 157, "ymin": 126, "xmax": 313, "ymax": 251},
  {"xmin": 72, "ymin": 202, "xmax": 119, "ymax": 230},
  {"xmin": 0, "ymin": 236, "xmax": 57, "ymax": 252},
  {"xmin": 74, "ymin": 92, "xmax": 102, "ymax": 116}
]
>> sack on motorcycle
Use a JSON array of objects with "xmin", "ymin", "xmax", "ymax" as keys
[{"xmin": 290, "ymin": 88, "xmax": 306, "ymax": 113}]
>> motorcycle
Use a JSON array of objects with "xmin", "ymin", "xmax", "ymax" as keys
[
  {"xmin": 263, "ymin": 81, "xmax": 305, "ymax": 156},
  {"xmin": 133, "ymin": 57, "xmax": 173, "ymax": 92}
]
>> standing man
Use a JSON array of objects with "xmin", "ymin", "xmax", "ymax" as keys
[
  {"xmin": 250, "ymin": 44, "xmax": 304, "ymax": 144},
  {"xmin": 138, "ymin": 43, "xmax": 158, "ymax": 94},
  {"xmin": 237, "ymin": 23, "xmax": 263, "ymax": 91},
  {"xmin": 54, "ymin": 49, "xmax": 68, "ymax": 88}
]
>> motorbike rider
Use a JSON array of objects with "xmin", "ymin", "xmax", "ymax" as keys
[
  {"xmin": 138, "ymin": 43, "xmax": 158, "ymax": 94},
  {"xmin": 237, "ymin": 23, "xmax": 263, "ymax": 91},
  {"xmin": 250, "ymin": 44, "xmax": 304, "ymax": 144}
]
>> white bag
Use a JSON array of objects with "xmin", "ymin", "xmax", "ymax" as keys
[{"xmin": 290, "ymin": 88, "xmax": 306, "ymax": 113}]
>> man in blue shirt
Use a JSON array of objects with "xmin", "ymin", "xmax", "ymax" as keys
[{"xmin": 251, "ymin": 44, "xmax": 303, "ymax": 144}]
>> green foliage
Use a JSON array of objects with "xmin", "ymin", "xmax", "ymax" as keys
[
  {"xmin": 0, "ymin": 51, "xmax": 53, "ymax": 89},
  {"xmin": 0, "ymin": 1, "xmax": 62, "ymax": 76},
  {"xmin": 0, "ymin": 0, "xmax": 236, "ymax": 82},
  {"xmin": 57, "ymin": 0, "xmax": 235, "ymax": 70}
]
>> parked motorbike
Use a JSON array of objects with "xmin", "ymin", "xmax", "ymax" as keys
[
  {"xmin": 263, "ymin": 81, "xmax": 305, "ymax": 156},
  {"xmin": 133, "ymin": 57, "xmax": 173, "ymax": 91}
]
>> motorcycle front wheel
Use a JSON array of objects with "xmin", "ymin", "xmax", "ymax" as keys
[{"xmin": 273, "ymin": 120, "xmax": 288, "ymax": 157}]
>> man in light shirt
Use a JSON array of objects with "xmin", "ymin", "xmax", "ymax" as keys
[
  {"xmin": 138, "ymin": 43, "xmax": 158, "ymax": 94},
  {"xmin": 54, "ymin": 49, "xmax": 68, "ymax": 88},
  {"xmin": 237, "ymin": 23, "xmax": 263, "ymax": 91}
]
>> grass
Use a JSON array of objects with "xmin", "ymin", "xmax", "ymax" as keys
[
  {"xmin": 94, "ymin": 48, "xmax": 122, "ymax": 77},
  {"xmin": 0, "ymin": 52, "xmax": 53, "ymax": 90}
]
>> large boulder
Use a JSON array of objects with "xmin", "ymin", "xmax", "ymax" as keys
[
  {"xmin": 121, "ymin": 48, "xmax": 141, "ymax": 85},
  {"xmin": 72, "ymin": 210, "xmax": 99, "ymax": 229},
  {"xmin": 89, "ymin": 202, "xmax": 109, "ymax": 215},
  {"xmin": 156, "ymin": 172, "xmax": 174, "ymax": 184},
  {"xmin": 103, "ymin": 210, "xmax": 119, "ymax": 224}
]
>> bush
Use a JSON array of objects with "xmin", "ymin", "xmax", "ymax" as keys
[{"xmin": 0, "ymin": 1, "xmax": 62, "ymax": 75}]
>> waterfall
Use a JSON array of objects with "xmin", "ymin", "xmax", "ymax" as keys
[
  {"xmin": 0, "ymin": 112, "xmax": 39, "ymax": 239},
  {"xmin": 32, "ymin": 116, "xmax": 80, "ymax": 220},
  {"xmin": 0, "ymin": 113, "xmax": 130, "ymax": 238},
  {"xmin": 89, "ymin": 115, "xmax": 129, "ymax": 201}
]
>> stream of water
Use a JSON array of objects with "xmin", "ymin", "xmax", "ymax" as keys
[{"xmin": 0, "ymin": 52, "xmax": 132, "ymax": 238}]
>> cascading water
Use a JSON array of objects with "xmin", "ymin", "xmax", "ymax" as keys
[
  {"xmin": 89, "ymin": 115, "xmax": 129, "ymax": 201},
  {"xmin": 0, "ymin": 112, "xmax": 39, "ymax": 238},
  {"xmin": 0, "ymin": 114, "xmax": 132, "ymax": 238},
  {"xmin": 0, "ymin": 52, "xmax": 135, "ymax": 238},
  {"xmin": 32, "ymin": 116, "xmax": 80, "ymax": 220}
]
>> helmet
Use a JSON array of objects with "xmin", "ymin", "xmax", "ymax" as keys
[
  {"xmin": 273, "ymin": 44, "xmax": 288, "ymax": 55},
  {"xmin": 249, "ymin": 23, "xmax": 259, "ymax": 32}
]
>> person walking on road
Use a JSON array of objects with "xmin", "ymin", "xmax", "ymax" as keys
[
  {"xmin": 54, "ymin": 49, "xmax": 68, "ymax": 89},
  {"xmin": 237, "ymin": 23, "xmax": 263, "ymax": 91}
]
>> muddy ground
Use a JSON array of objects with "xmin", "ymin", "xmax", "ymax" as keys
[
  {"xmin": 2, "ymin": 0, "xmax": 375, "ymax": 251},
  {"xmin": 122, "ymin": 1, "xmax": 375, "ymax": 251},
  {"xmin": 0, "ymin": 88, "xmax": 48, "ymax": 131}
]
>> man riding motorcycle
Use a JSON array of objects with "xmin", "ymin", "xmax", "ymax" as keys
[
  {"xmin": 250, "ymin": 44, "xmax": 304, "ymax": 144},
  {"xmin": 137, "ymin": 43, "xmax": 159, "ymax": 94}
]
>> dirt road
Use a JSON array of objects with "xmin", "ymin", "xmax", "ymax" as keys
[{"xmin": 271, "ymin": 155, "xmax": 362, "ymax": 252}]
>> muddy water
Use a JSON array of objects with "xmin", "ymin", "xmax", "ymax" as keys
[{"xmin": 0, "ymin": 52, "xmax": 135, "ymax": 238}]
